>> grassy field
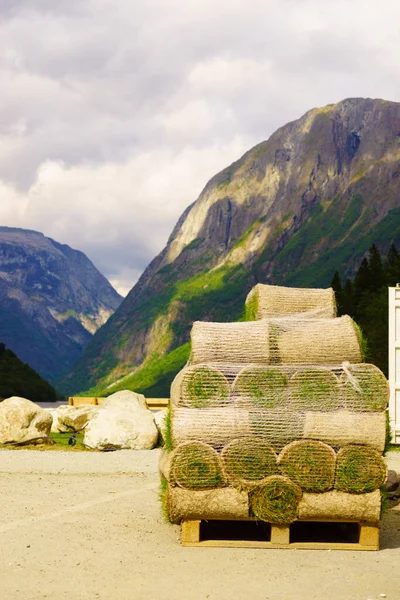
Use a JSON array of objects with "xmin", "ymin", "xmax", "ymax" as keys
[{"xmin": 0, "ymin": 433, "xmax": 95, "ymax": 451}]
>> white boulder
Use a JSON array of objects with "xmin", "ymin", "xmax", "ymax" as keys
[
  {"xmin": 57, "ymin": 405, "xmax": 99, "ymax": 433},
  {"xmin": 83, "ymin": 390, "xmax": 158, "ymax": 451},
  {"xmin": 0, "ymin": 396, "xmax": 53, "ymax": 444},
  {"xmin": 154, "ymin": 409, "xmax": 169, "ymax": 444}
]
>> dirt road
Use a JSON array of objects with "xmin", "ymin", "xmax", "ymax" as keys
[{"xmin": 1, "ymin": 449, "xmax": 399, "ymax": 600}]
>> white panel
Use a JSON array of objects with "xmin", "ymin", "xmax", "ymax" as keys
[
  {"xmin": 389, "ymin": 287, "xmax": 399, "ymax": 442},
  {"xmin": 396, "ymin": 306, "xmax": 400, "ymax": 341},
  {"xmin": 396, "ymin": 348, "xmax": 400, "ymax": 383}
]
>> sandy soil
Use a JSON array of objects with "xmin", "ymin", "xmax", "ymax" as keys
[{"xmin": 0, "ymin": 448, "xmax": 400, "ymax": 600}]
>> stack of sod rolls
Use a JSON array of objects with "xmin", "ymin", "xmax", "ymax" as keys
[
  {"xmin": 161, "ymin": 283, "xmax": 389, "ymax": 526},
  {"xmin": 245, "ymin": 283, "xmax": 337, "ymax": 320}
]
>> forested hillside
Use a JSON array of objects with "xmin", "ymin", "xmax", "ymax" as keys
[
  {"xmin": 332, "ymin": 243, "xmax": 400, "ymax": 376},
  {"xmin": 0, "ymin": 343, "xmax": 63, "ymax": 403}
]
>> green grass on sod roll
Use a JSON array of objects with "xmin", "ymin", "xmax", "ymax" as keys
[
  {"xmin": 278, "ymin": 440, "xmax": 336, "ymax": 492},
  {"xmin": 233, "ymin": 367, "xmax": 287, "ymax": 408},
  {"xmin": 184, "ymin": 366, "xmax": 230, "ymax": 408},
  {"xmin": 250, "ymin": 475, "xmax": 302, "ymax": 524},
  {"xmin": 335, "ymin": 445, "xmax": 387, "ymax": 494},
  {"xmin": 340, "ymin": 364, "xmax": 389, "ymax": 412},
  {"xmin": 289, "ymin": 368, "xmax": 340, "ymax": 411},
  {"xmin": 171, "ymin": 441, "xmax": 224, "ymax": 489},
  {"xmin": 221, "ymin": 437, "xmax": 278, "ymax": 488}
]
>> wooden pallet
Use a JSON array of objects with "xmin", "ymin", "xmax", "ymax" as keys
[
  {"xmin": 181, "ymin": 518, "xmax": 379, "ymax": 550},
  {"xmin": 68, "ymin": 396, "xmax": 169, "ymax": 410}
]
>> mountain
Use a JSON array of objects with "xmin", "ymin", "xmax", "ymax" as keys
[
  {"xmin": 60, "ymin": 97, "xmax": 400, "ymax": 396},
  {"xmin": 0, "ymin": 227, "xmax": 122, "ymax": 380},
  {"xmin": 0, "ymin": 342, "xmax": 62, "ymax": 403}
]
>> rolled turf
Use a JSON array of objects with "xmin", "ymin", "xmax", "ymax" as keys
[
  {"xmin": 249, "ymin": 475, "xmax": 302, "ymax": 524},
  {"xmin": 288, "ymin": 368, "xmax": 340, "ymax": 411},
  {"xmin": 170, "ymin": 365, "xmax": 230, "ymax": 409},
  {"xmin": 232, "ymin": 366, "xmax": 287, "ymax": 408},
  {"xmin": 166, "ymin": 485, "xmax": 249, "ymax": 524},
  {"xmin": 221, "ymin": 437, "xmax": 278, "ymax": 488},
  {"xmin": 340, "ymin": 364, "xmax": 389, "ymax": 412},
  {"xmin": 170, "ymin": 441, "xmax": 225, "ymax": 489},
  {"xmin": 335, "ymin": 445, "xmax": 387, "ymax": 494},
  {"xmin": 278, "ymin": 440, "xmax": 336, "ymax": 493}
]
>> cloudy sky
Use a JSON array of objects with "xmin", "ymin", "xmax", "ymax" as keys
[{"xmin": 1, "ymin": 0, "xmax": 400, "ymax": 295}]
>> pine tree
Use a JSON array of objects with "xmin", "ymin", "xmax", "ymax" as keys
[
  {"xmin": 385, "ymin": 243, "xmax": 400, "ymax": 287},
  {"xmin": 353, "ymin": 257, "xmax": 370, "ymax": 309},
  {"xmin": 368, "ymin": 244, "xmax": 386, "ymax": 291},
  {"xmin": 342, "ymin": 278, "xmax": 355, "ymax": 317},
  {"xmin": 330, "ymin": 270, "xmax": 344, "ymax": 314}
]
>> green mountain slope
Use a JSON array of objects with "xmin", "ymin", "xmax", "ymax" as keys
[{"xmin": 59, "ymin": 98, "xmax": 400, "ymax": 396}]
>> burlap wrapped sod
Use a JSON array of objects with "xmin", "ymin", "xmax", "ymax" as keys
[
  {"xmin": 340, "ymin": 363, "xmax": 389, "ymax": 411},
  {"xmin": 278, "ymin": 440, "xmax": 336, "ymax": 492},
  {"xmin": 288, "ymin": 368, "xmax": 340, "ymax": 411},
  {"xmin": 335, "ymin": 445, "xmax": 387, "ymax": 494},
  {"xmin": 170, "ymin": 441, "xmax": 225, "ymax": 489},
  {"xmin": 167, "ymin": 485, "xmax": 249, "ymax": 524},
  {"xmin": 249, "ymin": 410, "xmax": 305, "ymax": 451},
  {"xmin": 298, "ymin": 490, "xmax": 381, "ymax": 522},
  {"xmin": 171, "ymin": 365, "xmax": 230, "ymax": 408},
  {"xmin": 190, "ymin": 316, "xmax": 362, "ymax": 367},
  {"xmin": 171, "ymin": 406, "xmax": 250, "ymax": 449},
  {"xmin": 221, "ymin": 437, "xmax": 278, "ymax": 488},
  {"xmin": 190, "ymin": 320, "xmax": 270, "ymax": 364},
  {"xmin": 245, "ymin": 284, "xmax": 336, "ymax": 320},
  {"xmin": 249, "ymin": 475, "xmax": 302, "ymax": 524},
  {"xmin": 303, "ymin": 410, "xmax": 387, "ymax": 452},
  {"xmin": 232, "ymin": 366, "xmax": 288, "ymax": 408},
  {"xmin": 276, "ymin": 315, "xmax": 362, "ymax": 365}
]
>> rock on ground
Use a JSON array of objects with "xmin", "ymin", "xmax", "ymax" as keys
[
  {"xmin": 84, "ymin": 390, "xmax": 158, "ymax": 451},
  {"xmin": 56, "ymin": 405, "xmax": 99, "ymax": 433},
  {"xmin": 154, "ymin": 409, "xmax": 168, "ymax": 444},
  {"xmin": 0, "ymin": 396, "xmax": 52, "ymax": 445}
]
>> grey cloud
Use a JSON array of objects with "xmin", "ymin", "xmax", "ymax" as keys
[{"xmin": 1, "ymin": 0, "xmax": 400, "ymax": 293}]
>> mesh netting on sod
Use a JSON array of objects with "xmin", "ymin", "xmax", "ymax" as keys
[
  {"xmin": 245, "ymin": 284, "xmax": 337, "ymax": 320},
  {"xmin": 249, "ymin": 475, "xmax": 302, "ymax": 524},
  {"xmin": 190, "ymin": 320, "xmax": 271, "ymax": 364},
  {"xmin": 170, "ymin": 441, "xmax": 225, "ymax": 489},
  {"xmin": 171, "ymin": 365, "xmax": 230, "ymax": 408},
  {"xmin": 171, "ymin": 406, "xmax": 251, "ymax": 449},
  {"xmin": 276, "ymin": 315, "xmax": 362, "ymax": 365},
  {"xmin": 334, "ymin": 445, "xmax": 387, "ymax": 494},
  {"xmin": 298, "ymin": 490, "xmax": 382, "ymax": 522},
  {"xmin": 339, "ymin": 364, "xmax": 389, "ymax": 411},
  {"xmin": 288, "ymin": 368, "xmax": 340, "ymax": 411},
  {"xmin": 303, "ymin": 410, "xmax": 387, "ymax": 452},
  {"xmin": 167, "ymin": 485, "xmax": 249, "ymax": 523},
  {"xmin": 232, "ymin": 366, "xmax": 288, "ymax": 408},
  {"xmin": 190, "ymin": 315, "xmax": 361, "ymax": 367},
  {"xmin": 221, "ymin": 437, "xmax": 278, "ymax": 488},
  {"xmin": 278, "ymin": 440, "xmax": 336, "ymax": 493},
  {"xmin": 248, "ymin": 409, "xmax": 305, "ymax": 451}
]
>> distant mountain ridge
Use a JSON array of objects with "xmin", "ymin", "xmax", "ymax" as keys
[
  {"xmin": 0, "ymin": 227, "xmax": 122, "ymax": 380},
  {"xmin": 60, "ymin": 97, "xmax": 400, "ymax": 396}
]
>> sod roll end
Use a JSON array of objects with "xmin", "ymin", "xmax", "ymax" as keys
[
  {"xmin": 278, "ymin": 440, "xmax": 336, "ymax": 493},
  {"xmin": 335, "ymin": 445, "xmax": 387, "ymax": 494},
  {"xmin": 250, "ymin": 475, "xmax": 302, "ymax": 524},
  {"xmin": 221, "ymin": 437, "xmax": 278, "ymax": 489},
  {"xmin": 170, "ymin": 441, "xmax": 226, "ymax": 489}
]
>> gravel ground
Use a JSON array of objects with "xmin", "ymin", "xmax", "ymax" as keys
[{"xmin": 0, "ymin": 448, "xmax": 400, "ymax": 600}]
